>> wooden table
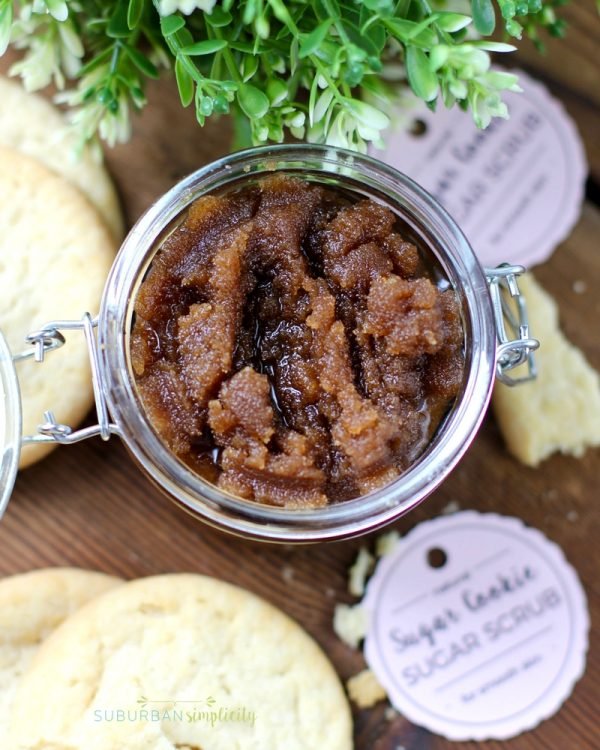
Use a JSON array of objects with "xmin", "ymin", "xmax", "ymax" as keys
[{"xmin": 1, "ymin": 8, "xmax": 599, "ymax": 747}]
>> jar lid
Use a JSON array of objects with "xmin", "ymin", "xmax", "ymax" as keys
[{"xmin": 0, "ymin": 330, "xmax": 21, "ymax": 517}]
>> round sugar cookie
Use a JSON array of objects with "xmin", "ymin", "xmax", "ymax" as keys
[
  {"xmin": 0, "ymin": 147, "xmax": 117, "ymax": 468},
  {"xmin": 10, "ymin": 574, "xmax": 353, "ymax": 750},
  {"xmin": 0, "ymin": 568, "xmax": 122, "ymax": 746},
  {"xmin": 0, "ymin": 75, "xmax": 123, "ymax": 240}
]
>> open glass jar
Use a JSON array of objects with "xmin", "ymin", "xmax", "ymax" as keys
[{"xmin": 0, "ymin": 145, "xmax": 538, "ymax": 542}]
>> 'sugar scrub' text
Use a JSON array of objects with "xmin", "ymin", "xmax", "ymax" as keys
[{"xmin": 390, "ymin": 565, "xmax": 563, "ymax": 687}]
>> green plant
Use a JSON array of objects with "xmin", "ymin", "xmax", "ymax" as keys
[{"xmin": 0, "ymin": 0, "xmax": 572, "ymax": 151}]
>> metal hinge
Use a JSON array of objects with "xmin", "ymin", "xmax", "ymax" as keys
[
  {"xmin": 486, "ymin": 264, "xmax": 539, "ymax": 387},
  {"xmin": 14, "ymin": 313, "xmax": 120, "ymax": 444}
]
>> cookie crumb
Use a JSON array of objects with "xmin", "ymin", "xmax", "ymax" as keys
[
  {"xmin": 566, "ymin": 510, "xmax": 579, "ymax": 522},
  {"xmin": 281, "ymin": 565, "xmax": 294, "ymax": 583},
  {"xmin": 441, "ymin": 500, "xmax": 460, "ymax": 515},
  {"xmin": 573, "ymin": 280, "xmax": 587, "ymax": 295},
  {"xmin": 333, "ymin": 603, "xmax": 368, "ymax": 649},
  {"xmin": 385, "ymin": 706, "xmax": 399, "ymax": 721},
  {"xmin": 348, "ymin": 547, "xmax": 375, "ymax": 597},
  {"xmin": 375, "ymin": 530, "xmax": 400, "ymax": 557},
  {"xmin": 346, "ymin": 668, "xmax": 387, "ymax": 708}
]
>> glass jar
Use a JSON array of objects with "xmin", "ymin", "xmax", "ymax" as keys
[{"xmin": 0, "ymin": 145, "xmax": 538, "ymax": 542}]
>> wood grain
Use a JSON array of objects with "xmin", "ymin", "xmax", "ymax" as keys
[{"xmin": 1, "ymin": 30, "xmax": 599, "ymax": 750}]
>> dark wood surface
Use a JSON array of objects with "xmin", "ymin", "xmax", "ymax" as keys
[{"xmin": 1, "ymin": 21, "xmax": 599, "ymax": 749}]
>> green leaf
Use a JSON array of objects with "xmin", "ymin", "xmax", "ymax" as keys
[
  {"xmin": 205, "ymin": 7, "xmax": 232, "ymax": 27},
  {"xmin": 107, "ymin": 1, "xmax": 130, "ymax": 38},
  {"xmin": 405, "ymin": 46, "xmax": 438, "ymax": 102},
  {"xmin": 343, "ymin": 21, "xmax": 380, "ymax": 58},
  {"xmin": 308, "ymin": 73, "xmax": 319, "ymax": 125},
  {"xmin": 219, "ymin": 80, "xmax": 238, "ymax": 93},
  {"xmin": 471, "ymin": 0, "xmax": 496, "ymax": 35},
  {"xmin": 310, "ymin": 38, "xmax": 338, "ymax": 66},
  {"xmin": 268, "ymin": 0, "xmax": 296, "ymax": 28},
  {"xmin": 127, "ymin": 0, "xmax": 144, "ymax": 30},
  {"xmin": 314, "ymin": 88, "xmax": 334, "ymax": 123},
  {"xmin": 124, "ymin": 45, "xmax": 159, "ymax": 77},
  {"xmin": 436, "ymin": 12, "xmax": 472, "ymax": 33},
  {"xmin": 160, "ymin": 15, "xmax": 185, "ymax": 37},
  {"xmin": 228, "ymin": 40, "xmax": 256, "ymax": 53},
  {"xmin": 299, "ymin": 21, "xmax": 331, "ymax": 58},
  {"xmin": 364, "ymin": 22, "xmax": 386, "ymax": 53},
  {"xmin": 467, "ymin": 41, "xmax": 516, "ymax": 51},
  {"xmin": 177, "ymin": 28, "xmax": 194, "ymax": 47},
  {"xmin": 361, "ymin": 0, "xmax": 394, "ymax": 15},
  {"xmin": 255, "ymin": 14, "xmax": 269, "ymax": 39},
  {"xmin": 267, "ymin": 78, "xmax": 288, "ymax": 105},
  {"xmin": 242, "ymin": 54, "xmax": 259, "ymax": 81},
  {"xmin": 385, "ymin": 18, "xmax": 437, "ymax": 48},
  {"xmin": 181, "ymin": 39, "xmax": 227, "ymax": 55},
  {"xmin": 290, "ymin": 35, "xmax": 299, "ymax": 75},
  {"xmin": 45, "ymin": 0, "xmax": 68, "ymax": 22},
  {"xmin": 87, "ymin": 18, "xmax": 108, "ymax": 31},
  {"xmin": 175, "ymin": 57, "xmax": 194, "ymax": 107},
  {"xmin": 429, "ymin": 44, "xmax": 449, "ymax": 71},
  {"xmin": 345, "ymin": 99, "xmax": 389, "ymax": 130},
  {"xmin": 0, "ymin": 3, "xmax": 13, "ymax": 57},
  {"xmin": 237, "ymin": 82, "xmax": 269, "ymax": 119}
]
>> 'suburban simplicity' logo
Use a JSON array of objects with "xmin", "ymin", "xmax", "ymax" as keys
[{"xmin": 93, "ymin": 696, "xmax": 256, "ymax": 728}]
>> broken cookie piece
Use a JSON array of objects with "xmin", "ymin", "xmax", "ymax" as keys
[
  {"xmin": 493, "ymin": 274, "xmax": 600, "ymax": 466},
  {"xmin": 346, "ymin": 668, "xmax": 388, "ymax": 709}
]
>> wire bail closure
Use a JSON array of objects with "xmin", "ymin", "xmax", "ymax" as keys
[
  {"xmin": 15, "ymin": 314, "xmax": 119, "ymax": 445},
  {"xmin": 11, "ymin": 266, "xmax": 539, "ymax": 447},
  {"xmin": 486, "ymin": 264, "xmax": 539, "ymax": 387}
]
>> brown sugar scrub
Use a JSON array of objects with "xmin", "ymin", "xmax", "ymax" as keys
[{"xmin": 130, "ymin": 175, "xmax": 464, "ymax": 508}]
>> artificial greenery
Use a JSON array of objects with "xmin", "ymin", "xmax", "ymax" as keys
[{"xmin": 0, "ymin": 0, "xmax": 571, "ymax": 151}]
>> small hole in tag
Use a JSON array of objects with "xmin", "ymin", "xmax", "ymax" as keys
[
  {"xmin": 410, "ymin": 119, "xmax": 428, "ymax": 137},
  {"xmin": 427, "ymin": 547, "xmax": 447, "ymax": 569}
]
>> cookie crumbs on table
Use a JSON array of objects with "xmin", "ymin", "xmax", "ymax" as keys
[
  {"xmin": 333, "ymin": 603, "xmax": 368, "ymax": 650},
  {"xmin": 375, "ymin": 530, "xmax": 401, "ymax": 557},
  {"xmin": 441, "ymin": 500, "xmax": 461, "ymax": 515},
  {"xmin": 348, "ymin": 547, "xmax": 375, "ymax": 597},
  {"xmin": 346, "ymin": 668, "xmax": 387, "ymax": 709}
]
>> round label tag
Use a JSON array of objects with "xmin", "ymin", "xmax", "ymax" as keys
[
  {"xmin": 373, "ymin": 70, "xmax": 587, "ymax": 267},
  {"xmin": 363, "ymin": 512, "xmax": 589, "ymax": 741}
]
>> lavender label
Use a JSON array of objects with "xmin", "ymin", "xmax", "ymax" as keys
[
  {"xmin": 374, "ymin": 70, "xmax": 587, "ymax": 267},
  {"xmin": 364, "ymin": 512, "xmax": 589, "ymax": 740}
]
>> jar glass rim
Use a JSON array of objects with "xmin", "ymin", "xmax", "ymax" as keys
[{"xmin": 99, "ymin": 144, "xmax": 496, "ymax": 542}]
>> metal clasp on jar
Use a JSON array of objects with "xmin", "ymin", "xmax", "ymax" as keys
[
  {"xmin": 14, "ymin": 313, "xmax": 119, "ymax": 444},
  {"xmin": 486, "ymin": 264, "xmax": 539, "ymax": 386},
  {"xmin": 13, "ymin": 265, "xmax": 539, "ymax": 446}
]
